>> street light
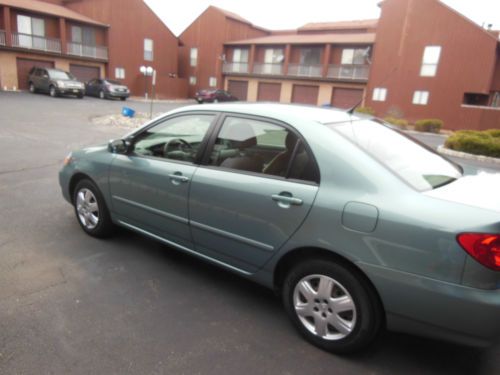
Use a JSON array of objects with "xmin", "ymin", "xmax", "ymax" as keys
[{"xmin": 140, "ymin": 65, "xmax": 154, "ymax": 99}]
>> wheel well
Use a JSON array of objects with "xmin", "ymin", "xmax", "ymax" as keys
[
  {"xmin": 273, "ymin": 247, "xmax": 385, "ymax": 315},
  {"xmin": 68, "ymin": 173, "xmax": 92, "ymax": 202}
]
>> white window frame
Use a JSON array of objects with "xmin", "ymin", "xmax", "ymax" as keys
[
  {"xmin": 372, "ymin": 87, "xmax": 387, "ymax": 102},
  {"xmin": 209, "ymin": 77, "xmax": 217, "ymax": 87},
  {"xmin": 115, "ymin": 67, "xmax": 125, "ymax": 79},
  {"xmin": 341, "ymin": 48, "xmax": 366, "ymax": 65},
  {"xmin": 190, "ymin": 48, "xmax": 198, "ymax": 67},
  {"xmin": 189, "ymin": 76, "xmax": 197, "ymax": 85},
  {"xmin": 144, "ymin": 38, "xmax": 154, "ymax": 61},
  {"xmin": 413, "ymin": 90, "xmax": 430, "ymax": 105},
  {"xmin": 420, "ymin": 46, "xmax": 441, "ymax": 77}
]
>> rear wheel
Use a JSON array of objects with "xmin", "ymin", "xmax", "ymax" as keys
[
  {"xmin": 73, "ymin": 179, "xmax": 114, "ymax": 238},
  {"xmin": 99, "ymin": 90, "xmax": 105, "ymax": 99},
  {"xmin": 282, "ymin": 259, "xmax": 383, "ymax": 354},
  {"xmin": 49, "ymin": 85, "xmax": 57, "ymax": 97},
  {"xmin": 120, "ymin": 97, "xmax": 127, "ymax": 101},
  {"xmin": 213, "ymin": 98, "xmax": 219, "ymax": 103},
  {"xmin": 29, "ymin": 82, "xmax": 36, "ymax": 93}
]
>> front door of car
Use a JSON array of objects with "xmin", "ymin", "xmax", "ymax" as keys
[
  {"xmin": 108, "ymin": 113, "xmax": 216, "ymax": 249},
  {"xmin": 189, "ymin": 116, "xmax": 319, "ymax": 273}
]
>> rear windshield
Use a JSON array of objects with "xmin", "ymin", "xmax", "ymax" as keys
[
  {"xmin": 328, "ymin": 120, "xmax": 462, "ymax": 191},
  {"xmin": 48, "ymin": 70, "xmax": 74, "ymax": 80}
]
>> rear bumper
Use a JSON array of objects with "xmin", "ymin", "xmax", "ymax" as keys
[
  {"xmin": 359, "ymin": 262, "xmax": 500, "ymax": 347},
  {"xmin": 57, "ymin": 88, "xmax": 84, "ymax": 96}
]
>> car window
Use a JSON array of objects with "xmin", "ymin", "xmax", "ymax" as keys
[
  {"xmin": 48, "ymin": 70, "xmax": 72, "ymax": 80},
  {"xmin": 208, "ymin": 116, "xmax": 318, "ymax": 182},
  {"xmin": 132, "ymin": 114, "xmax": 215, "ymax": 163}
]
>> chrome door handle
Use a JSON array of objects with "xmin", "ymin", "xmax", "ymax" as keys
[
  {"xmin": 271, "ymin": 194, "xmax": 303, "ymax": 206},
  {"xmin": 168, "ymin": 173, "xmax": 189, "ymax": 183}
]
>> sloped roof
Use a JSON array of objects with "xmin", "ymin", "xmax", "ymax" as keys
[
  {"xmin": 0, "ymin": 0, "xmax": 108, "ymax": 27},
  {"xmin": 226, "ymin": 33, "xmax": 376, "ymax": 46},
  {"xmin": 299, "ymin": 19, "xmax": 378, "ymax": 31},
  {"xmin": 211, "ymin": 6, "xmax": 268, "ymax": 32}
]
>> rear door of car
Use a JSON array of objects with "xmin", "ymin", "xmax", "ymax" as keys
[{"xmin": 188, "ymin": 114, "xmax": 320, "ymax": 274}]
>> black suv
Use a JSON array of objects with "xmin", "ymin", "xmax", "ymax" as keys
[{"xmin": 28, "ymin": 67, "xmax": 85, "ymax": 98}]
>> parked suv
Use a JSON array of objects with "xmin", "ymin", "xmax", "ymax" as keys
[{"xmin": 28, "ymin": 67, "xmax": 85, "ymax": 98}]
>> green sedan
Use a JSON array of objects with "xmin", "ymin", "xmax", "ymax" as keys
[{"xmin": 59, "ymin": 103, "xmax": 500, "ymax": 353}]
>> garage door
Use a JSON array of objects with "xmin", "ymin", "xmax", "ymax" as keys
[
  {"xmin": 292, "ymin": 85, "xmax": 319, "ymax": 105},
  {"xmin": 227, "ymin": 80, "xmax": 248, "ymax": 101},
  {"xmin": 69, "ymin": 64, "xmax": 100, "ymax": 83},
  {"xmin": 16, "ymin": 58, "xmax": 54, "ymax": 90},
  {"xmin": 257, "ymin": 82, "xmax": 281, "ymax": 102},
  {"xmin": 331, "ymin": 88, "xmax": 364, "ymax": 109}
]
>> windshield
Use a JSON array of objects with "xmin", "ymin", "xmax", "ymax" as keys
[
  {"xmin": 48, "ymin": 70, "xmax": 74, "ymax": 80},
  {"xmin": 329, "ymin": 120, "xmax": 462, "ymax": 191}
]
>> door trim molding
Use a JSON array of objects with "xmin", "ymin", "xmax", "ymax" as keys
[{"xmin": 113, "ymin": 195, "xmax": 188, "ymax": 224}]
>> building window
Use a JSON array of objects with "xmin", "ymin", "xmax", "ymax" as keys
[
  {"xmin": 299, "ymin": 48, "xmax": 321, "ymax": 65},
  {"xmin": 209, "ymin": 77, "xmax": 217, "ymax": 87},
  {"xmin": 372, "ymin": 88, "xmax": 387, "ymax": 102},
  {"xmin": 144, "ymin": 38, "xmax": 154, "ymax": 61},
  {"xmin": 264, "ymin": 48, "xmax": 284, "ymax": 64},
  {"xmin": 413, "ymin": 91, "xmax": 430, "ymax": 105},
  {"xmin": 115, "ymin": 67, "xmax": 125, "ymax": 79},
  {"xmin": 17, "ymin": 15, "xmax": 45, "ymax": 48},
  {"xmin": 71, "ymin": 25, "xmax": 96, "ymax": 45},
  {"xmin": 420, "ymin": 46, "xmax": 441, "ymax": 77},
  {"xmin": 190, "ymin": 48, "xmax": 198, "ymax": 67},
  {"xmin": 492, "ymin": 92, "xmax": 500, "ymax": 108},
  {"xmin": 189, "ymin": 76, "xmax": 197, "ymax": 85},
  {"xmin": 231, "ymin": 48, "xmax": 249, "ymax": 72},
  {"xmin": 341, "ymin": 48, "xmax": 366, "ymax": 65}
]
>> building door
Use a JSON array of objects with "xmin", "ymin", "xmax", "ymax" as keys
[
  {"xmin": 227, "ymin": 80, "xmax": 248, "ymax": 101},
  {"xmin": 16, "ymin": 58, "xmax": 54, "ymax": 90},
  {"xmin": 331, "ymin": 88, "xmax": 364, "ymax": 109},
  {"xmin": 291, "ymin": 85, "xmax": 319, "ymax": 105},
  {"xmin": 257, "ymin": 82, "xmax": 281, "ymax": 102},
  {"xmin": 69, "ymin": 64, "xmax": 100, "ymax": 82}
]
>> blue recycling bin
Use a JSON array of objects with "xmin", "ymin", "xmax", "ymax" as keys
[{"xmin": 122, "ymin": 107, "xmax": 135, "ymax": 118}]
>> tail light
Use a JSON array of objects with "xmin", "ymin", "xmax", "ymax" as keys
[{"xmin": 457, "ymin": 233, "xmax": 500, "ymax": 271}]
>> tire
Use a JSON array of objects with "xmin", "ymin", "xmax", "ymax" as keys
[
  {"xmin": 29, "ymin": 82, "xmax": 36, "ymax": 93},
  {"xmin": 73, "ymin": 179, "xmax": 114, "ymax": 238},
  {"xmin": 196, "ymin": 99, "xmax": 203, "ymax": 104},
  {"xmin": 120, "ymin": 97, "xmax": 127, "ymax": 101},
  {"xmin": 77, "ymin": 93, "xmax": 84, "ymax": 99},
  {"xmin": 213, "ymin": 98, "xmax": 219, "ymax": 103},
  {"xmin": 282, "ymin": 259, "xmax": 383, "ymax": 354},
  {"xmin": 99, "ymin": 90, "xmax": 105, "ymax": 99},
  {"xmin": 49, "ymin": 85, "xmax": 57, "ymax": 97}
]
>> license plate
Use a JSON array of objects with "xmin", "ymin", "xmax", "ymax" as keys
[{"xmin": 73, "ymin": 89, "xmax": 78, "ymax": 93}]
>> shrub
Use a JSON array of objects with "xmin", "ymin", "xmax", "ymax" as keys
[
  {"xmin": 383, "ymin": 116, "xmax": 409, "ymax": 130},
  {"xmin": 445, "ymin": 130, "xmax": 500, "ymax": 158},
  {"xmin": 485, "ymin": 129, "xmax": 500, "ymax": 138},
  {"xmin": 355, "ymin": 106, "xmax": 375, "ymax": 116},
  {"xmin": 414, "ymin": 119, "xmax": 443, "ymax": 133}
]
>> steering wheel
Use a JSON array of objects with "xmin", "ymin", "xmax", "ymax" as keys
[{"xmin": 163, "ymin": 138, "xmax": 192, "ymax": 158}]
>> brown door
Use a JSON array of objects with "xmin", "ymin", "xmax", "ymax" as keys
[
  {"xmin": 69, "ymin": 64, "xmax": 100, "ymax": 83},
  {"xmin": 331, "ymin": 88, "xmax": 364, "ymax": 109},
  {"xmin": 227, "ymin": 80, "xmax": 248, "ymax": 101},
  {"xmin": 292, "ymin": 85, "xmax": 319, "ymax": 105},
  {"xmin": 257, "ymin": 82, "xmax": 281, "ymax": 102},
  {"xmin": 16, "ymin": 58, "xmax": 54, "ymax": 90}
]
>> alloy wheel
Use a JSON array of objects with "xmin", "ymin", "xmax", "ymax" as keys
[{"xmin": 75, "ymin": 188, "xmax": 100, "ymax": 230}]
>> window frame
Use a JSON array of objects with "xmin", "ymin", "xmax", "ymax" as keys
[
  {"xmin": 189, "ymin": 76, "xmax": 197, "ymax": 85},
  {"xmin": 190, "ymin": 48, "xmax": 198, "ymax": 67},
  {"xmin": 200, "ymin": 113, "xmax": 320, "ymax": 185},
  {"xmin": 372, "ymin": 87, "xmax": 387, "ymax": 102},
  {"xmin": 115, "ymin": 67, "xmax": 125, "ymax": 79},
  {"xmin": 413, "ymin": 90, "xmax": 430, "ymax": 105},
  {"xmin": 144, "ymin": 38, "xmax": 154, "ymax": 61},
  {"xmin": 420, "ymin": 46, "xmax": 441, "ymax": 77}
]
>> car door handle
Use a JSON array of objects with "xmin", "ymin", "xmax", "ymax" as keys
[
  {"xmin": 168, "ymin": 173, "xmax": 189, "ymax": 183},
  {"xmin": 271, "ymin": 194, "xmax": 303, "ymax": 206}
]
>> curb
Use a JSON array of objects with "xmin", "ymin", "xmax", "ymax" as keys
[{"xmin": 437, "ymin": 146, "xmax": 500, "ymax": 164}]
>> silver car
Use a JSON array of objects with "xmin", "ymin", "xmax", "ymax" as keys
[{"xmin": 59, "ymin": 104, "xmax": 500, "ymax": 353}]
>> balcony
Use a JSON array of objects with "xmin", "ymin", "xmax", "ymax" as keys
[
  {"xmin": 222, "ymin": 62, "xmax": 249, "ymax": 74},
  {"xmin": 288, "ymin": 64, "xmax": 323, "ymax": 78},
  {"xmin": 11, "ymin": 32, "xmax": 61, "ymax": 53},
  {"xmin": 253, "ymin": 63, "xmax": 283, "ymax": 75},
  {"xmin": 67, "ymin": 42, "xmax": 108, "ymax": 60},
  {"xmin": 327, "ymin": 64, "xmax": 370, "ymax": 81},
  {"xmin": 0, "ymin": 30, "xmax": 5, "ymax": 46}
]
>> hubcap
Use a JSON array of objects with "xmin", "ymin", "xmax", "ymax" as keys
[
  {"xmin": 76, "ymin": 188, "xmax": 99, "ymax": 230},
  {"xmin": 293, "ymin": 274, "xmax": 357, "ymax": 340}
]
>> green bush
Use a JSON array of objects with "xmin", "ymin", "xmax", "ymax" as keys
[
  {"xmin": 355, "ymin": 106, "xmax": 375, "ymax": 116},
  {"xmin": 445, "ymin": 130, "xmax": 500, "ymax": 158},
  {"xmin": 383, "ymin": 116, "xmax": 409, "ymax": 130},
  {"xmin": 414, "ymin": 119, "xmax": 443, "ymax": 133}
]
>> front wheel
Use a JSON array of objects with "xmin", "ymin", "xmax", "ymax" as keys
[
  {"xmin": 120, "ymin": 97, "xmax": 127, "ymax": 101},
  {"xmin": 73, "ymin": 179, "xmax": 114, "ymax": 238},
  {"xmin": 29, "ymin": 82, "xmax": 36, "ymax": 93},
  {"xmin": 99, "ymin": 90, "xmax": 106, "ymax": 99},
  {"xmin": 49, "ymin": 85, "xmax": 57, "ymax": 97},
  {"xmin": 282, "ymin": 259, "xmax": 383, "ymax": 354}
]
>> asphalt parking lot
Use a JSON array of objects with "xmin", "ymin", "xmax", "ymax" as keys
[{"xmin": 0, "ymin": 91, "xmax": 498, "ymax": 375}]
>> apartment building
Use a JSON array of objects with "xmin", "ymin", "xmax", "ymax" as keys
[{"xmin": 0, "ymin": 0, "xmax": 186, "ymax": 98}]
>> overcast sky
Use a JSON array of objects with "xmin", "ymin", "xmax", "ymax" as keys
[{"xmin": 144, "ymin": 0, "xmax": 500, "ymax": 36}]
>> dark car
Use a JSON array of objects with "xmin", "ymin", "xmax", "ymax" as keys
[
  {"xmin": 28, "ymin": 67, "xmax": 85, "ymax": 98},
  {"xmin": 85, "ymin": 79, "xmax": 130, "ymax": 100},
  {"xmin": 195, "ymin": 89, "xmax": 238, "ymax": 103}
]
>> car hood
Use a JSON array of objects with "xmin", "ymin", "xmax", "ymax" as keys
[
  {"xmin": 61, "ymin": 80, "xmax": 83, "ymax": 85},
  {"xmin": 424, "ymin": 172, "xmax": 500, "ymax": 213}
]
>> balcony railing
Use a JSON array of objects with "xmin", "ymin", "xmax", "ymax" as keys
[
  {"xmin": 327, "ymin": 64, "xmax": 370, "ymax": 81},
  {"xmin": 67, "ymin": 42, "xmax": 108, "ymax": 60},
  {"xmin": 288, "ymin": 64, "xmax": 323, "ymax": 78},
  {"xmin": 222, "ymin": 62, "xmax": 249, "ymax": 74},
  {"xmin": 253, "ymin": 63, "xmax": 283, "ymax": 75},
  {"xmin": 11, "ymin": 32, "xmax": 61, "ymax": 53},
  {"xmin": 0, "ymin": 30, "xmax": 6, "ymax": 46}
]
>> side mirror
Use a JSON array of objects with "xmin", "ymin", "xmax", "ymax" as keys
[{"xmin": 108, "ymin": 139, "xmax": 131, "ymax": 154}]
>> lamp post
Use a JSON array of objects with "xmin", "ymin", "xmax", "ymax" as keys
[{"xmin": 139, "ymin": 65, "xmax": 154, "ymax": 99}]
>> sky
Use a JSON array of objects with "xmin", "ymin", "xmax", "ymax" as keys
[{"xmin": 144, "ymin": 0, "xmax": 500, "ymax": 36}]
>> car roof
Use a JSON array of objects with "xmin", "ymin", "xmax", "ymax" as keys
[{"xmin": 173, "ymin": 102, "xmax": 362, "ymax": 125}]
